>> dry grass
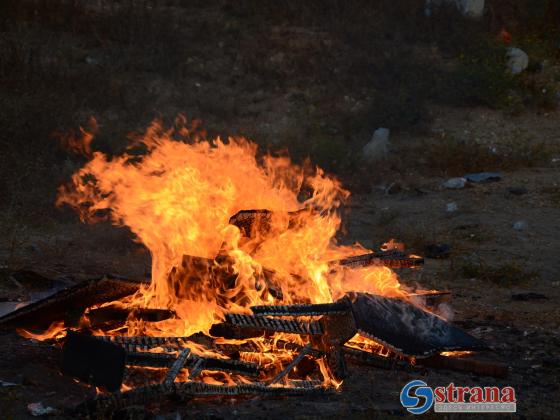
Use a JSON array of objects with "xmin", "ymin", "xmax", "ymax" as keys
[
  {"xmin": 1, "ymin": 0, "xmax": 559, "ymax": 226},
  {"xmin": 456, "ymin": 258, "xmax": 539, "ymax": 286}
]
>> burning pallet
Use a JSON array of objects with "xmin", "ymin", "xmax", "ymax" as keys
[{"xmin": 0, "ymin": 209, "xmax": 505, "ymax": 416}]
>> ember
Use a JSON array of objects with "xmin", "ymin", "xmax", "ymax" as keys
[{"xmin": 0, "ymin": 120, "xmax": 500, "ymax": 415}]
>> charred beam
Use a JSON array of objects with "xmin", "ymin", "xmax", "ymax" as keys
[
  {"xmin": 94, "ymin": 335, "xmax": 189, "ymax": 348},
  {"xmin": 126, "ymin": 351, "xmax": 176, "ymax": 368},
  {"xmin": 164, "ymin": 348, "xmax": 191, "ymax": 385},
  {"xmin": 0, "ymin": 275, "xmax": 145, "ymax": 329},
  {"xmin": 225, "ymin": 313, "xmax": 324, "ymax": 335},
  {"xmin": 85, "ymin": 306, "xmax": 175, "ymax": 326},
  {"xmin": 268, "ymin": 344, "xmax": 312, "ymax": 385},
  {"xmin": 409, "ymin": 291, "xmax": 452, "ymax": 308},
  {"xmin": 347, "ymin": 292, "xmax": 486, "ymax": 357},
  {"xmin": 228, "ymin": 209, "xmax": 310, "ymax": 238},
  {"xmin": 329, "ymin": 251, "xmax": 424, "ymax": 270},
  {"xmin": 343, "ymin": 346, "xmax": 414, "ymax": 371},
  {"xmin": 188, "ymin": 357, "xmax": 206, "ymax": 379},
  {"xmin": 201, "ymin": 357, "xmax": 260, "ymax": 376},
  {"xmin": 251, "ymin": 301, "xmax": 350, "ymax": 317}
]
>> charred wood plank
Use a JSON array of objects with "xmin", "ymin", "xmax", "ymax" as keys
[
  {"xmin": 343, "ymin": 346, "xmax": 414, "ymax": 371},
  {"xmin": 228, "ymin": 209, "xmax": 309, "ymax": 238},
  {"xmin": 225, "ymin": 313, "xmax": 324, "ymax": 335},
  {"xmin": 164, "ymin": 348, "xmax": 191, "ymax": 385},
  {"xmin": 94, "ymin": 335, "xmax": 189, "ymax": 347},
  {"xmin": 85, "ymin": 306, "xmax": 175, "ymax": 326},
  {"xmin": 199, "ymin": 357, "xmax": 260, "ymax": 376},
  {"xmin": 288, "ymin": 379, "xmax": 323, "ymax": 388},
  {"xmin": 329, "ymin": 251, "xmax": 424, "ymax": 270},
  {"xmin": 0, "ymin": 275, "xmax": 145, "ymax": 329},
  {"xmin": 188, "ymin": 357, "xmax": 206, "ymax": 379},
  {"xmin": 347, "ymin": 292, "xmax": 486, "ymax": 358},
  {"xmin": 268, "ymin": 344, "xmax": 312, "ymax": 385},
  {"xmin": 409, "ymin": 291, "xmax": 452, "ymax": 308},
  {"xmin": 251, "ymin": 301, "xmax": 350, "ymax": 316},
  {"xmin": 126, "ymin": 351, "xmax": 176, "ymax": 368}
]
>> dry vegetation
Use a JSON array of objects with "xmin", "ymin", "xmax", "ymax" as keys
[{"xmin": 0, "ymin": 0, "xmax": 558, "ymax": 221}]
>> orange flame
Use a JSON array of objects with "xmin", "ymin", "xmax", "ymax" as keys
[
  {"xmin": 57, "ymin": 118, "xmax": 403, "ymax": 338},
  {"xmin": 54, "ymin": 117, "xmax": 98, "ymax": 158},
  {"xmin": 52, "ymin": 118, "xmax": 412, "ymax": 387}
]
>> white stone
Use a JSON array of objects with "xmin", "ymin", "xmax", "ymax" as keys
[
  {"xmin": 362, "ymin": 128, "xmax": 390, "ymax": 162},
  {"xmin": 442, "ymin": 177, "xmax": 467, "ymax": 189},
  {"xmin": 446, "ymin": 202, "xmax": 458, "ymax": 212},
  {"xmin": 506, "ymin": 47, "xmax": 529, "ymax": 75}
]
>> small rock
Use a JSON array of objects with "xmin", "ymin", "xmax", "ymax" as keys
[
  {"xmin": 0, "ymin": 380, "xmax": 18, "ymax": 387},
  {"xmin": 513, "ymin": 220, "xmax": 528, "ymax": 231},
  {"xmin": 362, "ymin": 128, "xmax": 390, "ymax": 162},
  {"xmin": 85, "ymin": 56, "xmax": 100, "ymax": 66},
  {"xmin": 464, "ymin": 172, "xmax": 502, "ymax": 183},
  {"xmin": 446, "ymin": 202, "xmax": 458, "ymax": 213},
  {"xmin": 506, "ymin": 47, "xmax": 529, "ymax": 74},
  {"xmin": 424, "ymin": 243, "xmax": 452, "ymax": 259},
  {"xmin": 27, "ymin": 402, "xmax": 57, "ymax": 417},
  {"xmin": 442, "ymin": 177, "xmax": 467, "ymax": 189},
  {"xmin": 508, "ymin": 187, "xmax": 528, "ymax": 195},
  {"xmin": 512, "ymin": 292, "xmax": 548, "ymax": 301}
]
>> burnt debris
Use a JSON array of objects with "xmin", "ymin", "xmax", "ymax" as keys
[
  {"xmin": 0, "ymin": 275, "xmax": 145, "ymax": 330},
  {"xmin": 347, "ymin": 292, "xmax": 486, "ymax": 357}
]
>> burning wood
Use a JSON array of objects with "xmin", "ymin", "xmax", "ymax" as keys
[
  {"xmin": 268, "ymin": 344, "xmax": 313, "ymax": 385},
  {"xmin": 84, "ymin": 305, "xmax": 176, "ymax": 327},
  {"xmin": 347, "ymin": 292, "xmax": 486, "ymax": 357},
  {"xmin": 2, "ymin": 123, "xmax": 509, "ymax": 414},
  {"xmin": 224, "ymin": 313, "xmax": 324, "ymax": 335},
  {"xmin": 0, "ymin": 275, "xmax": 145, "ymax": 330},
  {"xmin": 164, "ymin": 349, "xmax": 191, "ymax": 385},
  {"xmin": 329, "ymin": 250, "xmax": 424, "ymax": 270},
  {"xmin": 251, "ymin": 301, "xmax": 351, "ymax": 316}
]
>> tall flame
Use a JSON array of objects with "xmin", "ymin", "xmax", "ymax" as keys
[{"xmin": 57, "ymin": 118, "xmax": 402, "ymax": 337}]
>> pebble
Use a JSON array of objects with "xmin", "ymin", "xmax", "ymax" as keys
[
  {"xmin": 27, "ymin": 402, "xmax": 57, "ymax": 417},
  {"xmin": 442, "ymin": 177, "xmax": 467, "ymax": 189},
  {"xmin": 446, "ymin": 202, "xmax": 458, "ymax": 213}
]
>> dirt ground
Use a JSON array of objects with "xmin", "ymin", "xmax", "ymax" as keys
[
  {"xmin": 1, "ymin": 105, "xmax": 559, "ymax": 419},
  {"xmin": 2, "ymin": 1, "xmax": 560, "ymax": 418}
]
